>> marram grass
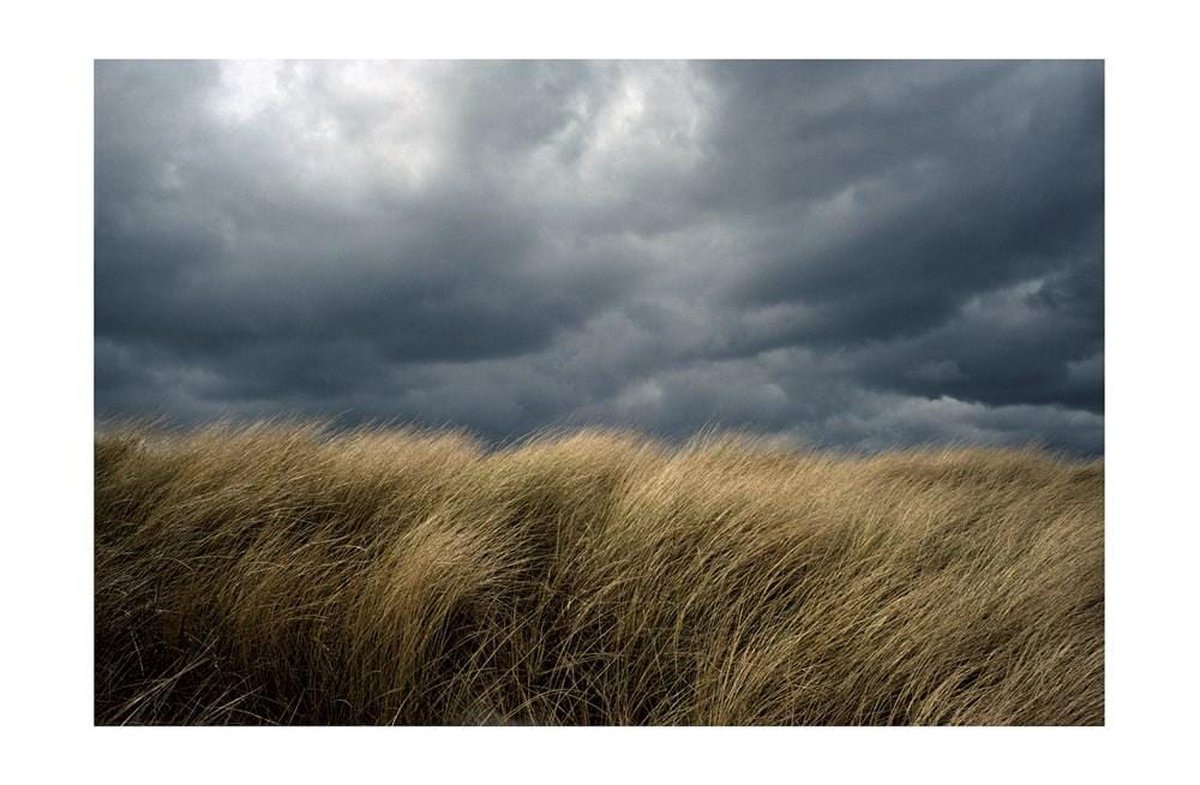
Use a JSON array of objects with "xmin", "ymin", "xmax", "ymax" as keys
[{"xmin": 95, "ymin": 422, "xmax": 1103, "ymax": 725}]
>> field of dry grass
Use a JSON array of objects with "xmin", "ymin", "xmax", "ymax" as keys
[{"xmin": 94, "ymin": 422, "xmax": 1103, "ymax": 725}]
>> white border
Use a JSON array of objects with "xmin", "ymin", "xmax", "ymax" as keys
[{"xmin": 5, "ymin": 1, "xmax": 1197, "ymax": 782}]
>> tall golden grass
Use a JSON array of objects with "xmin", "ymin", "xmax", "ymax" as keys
[{"xmin": 94, "ymin": 421, "xmax": 1103, "ymax": 725}]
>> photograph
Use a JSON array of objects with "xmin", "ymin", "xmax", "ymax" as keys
[{"xmin": 93, "ymin": 59, "xmax": 1104, "ymax": 726}]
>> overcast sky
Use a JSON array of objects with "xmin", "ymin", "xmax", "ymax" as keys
[{"xmin": 95, "ymin": 60, "xmax": 1103, "ymax": 454}]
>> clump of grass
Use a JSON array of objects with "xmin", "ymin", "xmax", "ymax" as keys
[{"xmin": 94, "ymin": 422, "xmax": 1103, "ymax": 725}]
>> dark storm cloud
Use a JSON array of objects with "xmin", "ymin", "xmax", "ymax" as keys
[
  {"xmin": 712, "ymin": 61, "xmax": 1102, "ymax": 345},
  {"xmin": 95, "ymin": 60, "xmax": 1103, "ymax": 454}
]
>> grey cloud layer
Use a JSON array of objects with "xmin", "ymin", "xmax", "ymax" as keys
[{"xmin": 95, "ymin": 60, "xmax": 1103, "ymax": 454}]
